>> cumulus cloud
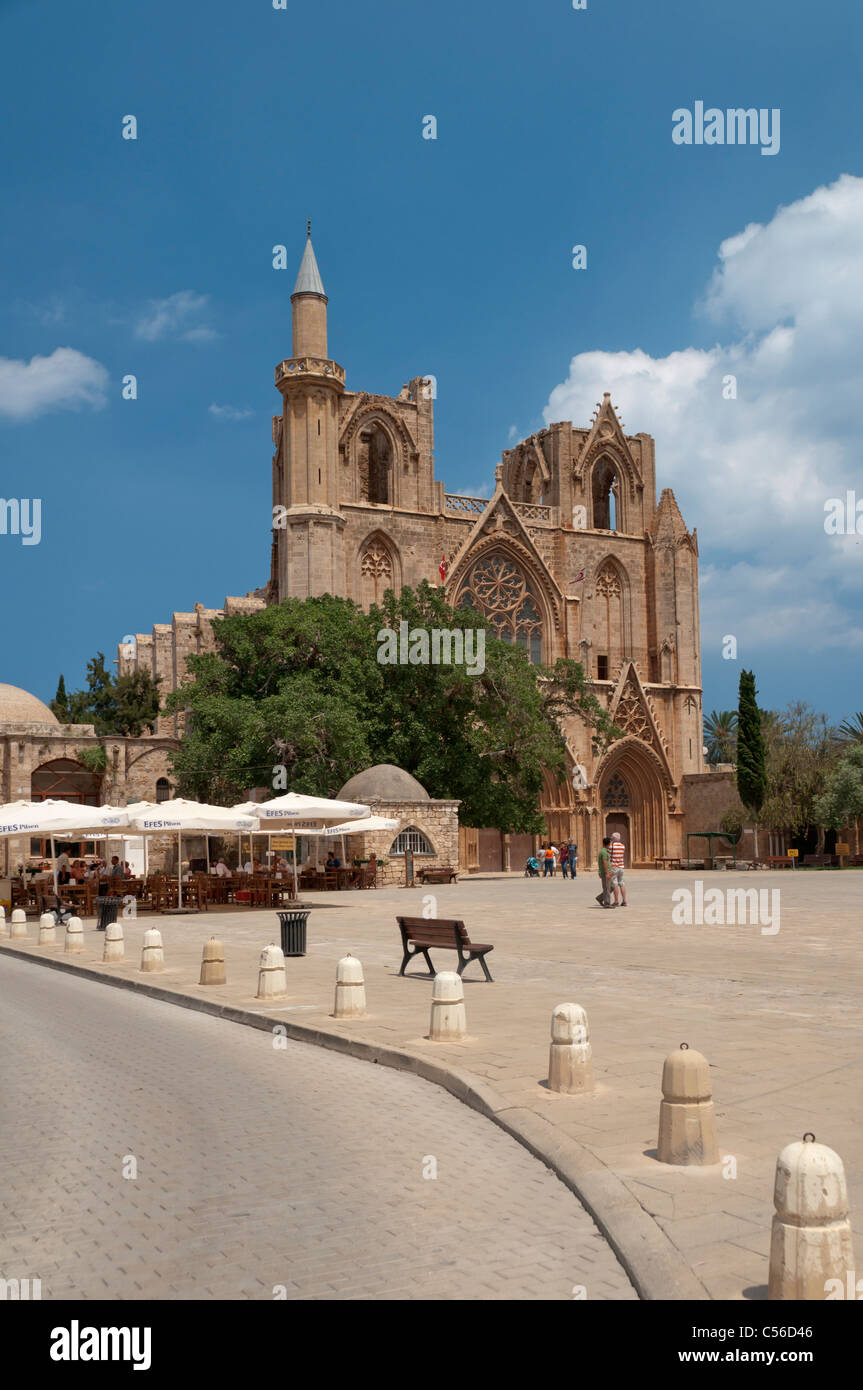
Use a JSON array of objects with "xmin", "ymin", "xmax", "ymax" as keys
[
  {"xmin": 542, "ymin": 173, "xmax": 863, "ymax": 655},
  {"xmin": 135, "ymin": 291, "xmax": 218, "ymax": 342},
  {"xmin": 0, "ymin": 347, "xmax": 109, "ymax": 422},
  {"xmin": 208, "ymin": 403, "xmax": 254, "ymax": 421}
]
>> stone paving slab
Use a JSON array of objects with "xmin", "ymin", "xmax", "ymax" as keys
[{"xmin": 3, "ymin": 868, "xmax": 861, "ymax": 1300}]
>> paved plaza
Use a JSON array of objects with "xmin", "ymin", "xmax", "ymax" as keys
[{"xmin": 2, "ymin": 867, "xmax": 860, "ymax": 1300}]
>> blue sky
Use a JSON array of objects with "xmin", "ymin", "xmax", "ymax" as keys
[{"xmin": 1, "ymin": 0, "xmax": 861, "ymax": 722}]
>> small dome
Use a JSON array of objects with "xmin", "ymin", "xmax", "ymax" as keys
[
  {"xmin": 0, "ymin": 683, "xmax": 59, "ymax": 725},
  {"xmin": 338, "ymin": 764, "xmax": 429, "ymax": 802}
]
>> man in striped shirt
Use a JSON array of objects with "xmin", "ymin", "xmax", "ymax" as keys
[{"xmin": 609, "ymin": 831, "xmax": 627, "ymax": 908}]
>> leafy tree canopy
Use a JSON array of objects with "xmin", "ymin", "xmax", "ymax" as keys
[
  {"xmin": 165, "ymin": 583, "xmax": 622, "ymax": 832},
  {"xmin": 51, "ymin": 655, "xmax": 162, "ymax": 737}
]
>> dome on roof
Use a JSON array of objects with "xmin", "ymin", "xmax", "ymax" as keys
[
  {"xmin": 338, "ymin": 764, "xmax": 429, "ymax": 802},
  {"xmin": 0, "ymin": 684, "xmax": 59, "ymax": 726}
]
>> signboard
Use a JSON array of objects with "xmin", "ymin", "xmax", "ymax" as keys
[
  {"xmin": 0, "ymin": 878, "xmax": 11, "ymax": 914},
  {"xmin": 269, "ymin": 836, "xmax": 296, "ymax": 851},
  {"xmin": 836, "ymin": 843, "xmax": 850, "ymax": 855},
  {"xmin": 787, "ymin": 848, "xmax": 798, "ymax": 858}
]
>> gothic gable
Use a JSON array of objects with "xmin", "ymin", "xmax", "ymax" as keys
[
  {"xmin": 608, "ymin": 660, "xmax": 675, "ymax": 786},
  {"xmin": 572, "ymin": 393, "xmax": 644, "ymax": 499}
]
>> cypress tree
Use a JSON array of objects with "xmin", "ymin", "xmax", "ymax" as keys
[{"xmin": 737, "ymin": 669, "xmax": 767, "ymax": 857}]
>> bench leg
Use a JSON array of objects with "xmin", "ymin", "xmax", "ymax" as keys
[
  {"xmin": 398, "ymin": 948, "xmax": 412, "ymax": 976},
  {"xmin": 476, "ymin": 951, "xmax": 493, "ymax": 983}
]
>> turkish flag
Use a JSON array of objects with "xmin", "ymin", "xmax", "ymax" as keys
[{"xmin": 439, "ymin": 555, "xmax": 447, "ymax": 582}]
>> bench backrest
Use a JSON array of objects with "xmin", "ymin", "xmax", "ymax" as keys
[{"xmin": 398, "ymin": 916, "xmax": 469, "ymax": 945}]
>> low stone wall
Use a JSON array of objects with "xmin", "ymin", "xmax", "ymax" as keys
[{"xmin": 339, "ymin": 797, "xmax": 460, "ymax": 887}]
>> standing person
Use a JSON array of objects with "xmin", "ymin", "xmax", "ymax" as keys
[
  {"xmin": 542, "ymin": 844, "xmax": 555, "ymax": 877},
  {"xmin": 566, "ymin": 839, "xmax": 578, "ymax": 879},
  {"xmin": 609, "ymin": 831, "xmax": 627, "ymax": 907},
  {"xmin": 596, "ymin": 837, "xmax": 612, "ymax": 907}
]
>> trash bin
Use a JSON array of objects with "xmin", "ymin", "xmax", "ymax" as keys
[
  {"xmin": 96, "ymin": 896, "xmax": 121, "ymax": 932},
  {"xmin": 277, "ymin": 909, "xmax": 310, "ymax": 957}
]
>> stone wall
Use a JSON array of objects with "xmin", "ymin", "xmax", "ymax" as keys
[{"xmin": 336, "ymin": 797, "xmax": 460, "ymax": 888}]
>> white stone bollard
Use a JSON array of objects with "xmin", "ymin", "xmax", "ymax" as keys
[
  {"xmin": 140, "ymin": 928, "xmax": 164, "ymax": 973},
  {"xmin": 768, "ymin": 1133, "xmax": 855, "ymax": 1300},
  {"xmin": 38, "ymin": 912, "xmax": 57, "ymax": 946},
  {"xmin": 64, "ymin": 916, "xmax": 85, "ymax": 954},
  {"xmin": 10, "ymin": 909, "xmax": 28, "ymax": 939},
  {"xmin": 333, "ymin": 954, "xmax": 366, "ymax": 1018},
  {"xmin": 429, "ymin": 970, "xmax": 467, "ymax": 1041},
  {"xmin": 103, "ymin": 920, "xmax": 124, "ymax": 962},
  {"xmin": 199, "ymin": 937, "xmax": 226, "ymax": 986},
  {"xmin": 657, "ymin": 1043, "xmax": 718, "ymax": 1165},
  {"xmin": 256, "ymin": 943, "xmax": 287, "ymax": 1000},
  {"xmin": 0, "ymin": 905, "xmax": 7, "ymax": 937},
  {"xmin": 548, "ymin": 1003, "xmax": 595, "ymax": 1094}
]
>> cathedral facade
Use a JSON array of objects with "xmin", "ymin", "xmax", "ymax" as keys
[{"xmin": 121, "ymin": 233, "xmax": 708, "ymax": 869}]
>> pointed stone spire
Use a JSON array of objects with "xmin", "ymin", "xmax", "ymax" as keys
[
  {"xmin": 652, "ymin": 487, "xmax": 689, "ymax": 542},
  {"xmin": 293, "ymin": 223, "xmax": 326, "ymax": 298}
]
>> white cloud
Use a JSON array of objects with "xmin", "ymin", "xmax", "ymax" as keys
[
  {"xmin": 0, "ymin": 347, "xmax": 109, "ymax": 422},
  {"xmin": 542, "ymin": 173, "xmax": 863, "ymax": 655},
  {"xmin": 208, "ymin": 403, "xmax": 254, "ymax": 421},
  {"xmin": 135, "ymin": 291, "xmax": 217, "ymax": 342}
]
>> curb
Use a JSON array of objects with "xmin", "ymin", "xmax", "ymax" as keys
[{"xmin": 0, "ymin": 940, "xmax": 709, "ymax": 1302}]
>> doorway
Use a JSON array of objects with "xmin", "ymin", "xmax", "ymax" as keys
[{"xmin": 605, "ymin": 813, "xmax": 630, "ymax": 868}]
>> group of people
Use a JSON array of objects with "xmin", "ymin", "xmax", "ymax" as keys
[
  {"xmin": 525, "ymin": 831, "xmax": 629, "ymax": 908},
  {"xmin": 526, "ymin": 840, "xmax": 579, "ymax": 877},
  {"xmin": 23, "ymin": 854, "xmax": 133, "ymax": 885}
]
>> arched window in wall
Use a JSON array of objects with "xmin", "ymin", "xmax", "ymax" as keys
[
  {"xmin": 359, "ymin": 538, "xmax": 395, "ymax": 608},
  {"xmin": 359, "ymin": 425, "xmax": 392, "ymax": 505},
  {"xmin": 592, "ymin": 457, "xmax": 621, "ymax": 531},
  {"xmin": 156, "ymin": 777, "xmax": 171, "ymax": 803},
  {"xmin": 603, "ymin": 772, "xmax": 630, "ymax": 808},
  {"xmin": 595, "ymin": 561, "xmax": 627, "ymax": 671},
  {"xmin": 459, "ymin": 552, "xmax": 543, "ymax": 663}
]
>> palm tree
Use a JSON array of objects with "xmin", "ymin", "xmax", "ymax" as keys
[
  {"xmin": 704, "ymin": 710, "xmax": 737, "ymax": 765},
  {"xmin": 836, "ymin": 712, "xmax": 863, "ymax": 746}
]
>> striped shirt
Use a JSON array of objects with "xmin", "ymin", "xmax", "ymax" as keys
[{"xmin": 610, "ymin": 840, "xmax": 625, "ymax": 868}]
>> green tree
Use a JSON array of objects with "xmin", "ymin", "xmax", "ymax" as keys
[
  {"xmin": 49, "ymin": 657, "xmax": 162, "ymax": 736},
  {"xmin": 703, "ymin": 709, "xmax": 737, "ymax": 765},
  {"xmin": 814, "ymin": 744, "xmax": 863, "ymax": 844},
  {"xmin": 836, "ymin": 712, "xmax": 863, "ymax": 747},
  {"xmin": 165, "ymin": 584, "xmax": 621, "ymax": 830},
  {"xmin": 737, "ymin": 670, "xmax": 767, "ymax": 857},
  {"xmin": 760, "ymin": 703, "xmax": 835, "ymax": 851}
]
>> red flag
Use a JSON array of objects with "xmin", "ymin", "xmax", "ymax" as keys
[
  {"xmin": 573, "ymin": 567, "xmax": 585, "ymax": 583},
  {"xmin": 439, "ymin": 554, "xmax": 447, "ymax": 582}
]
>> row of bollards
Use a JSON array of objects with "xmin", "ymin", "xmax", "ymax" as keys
[{"xmin": 0, "ymin": 906, "xmax": 852, "ymax": 1300}]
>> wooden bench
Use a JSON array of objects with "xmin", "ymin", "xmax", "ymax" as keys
[
  {"xmin": 417, "ymin": 865, "xmax": 459, "ymax": 885},
  {"xmin": 396, "ymin": 916, "xmax": 494, "ymax": 982},
  {"xmin": 765, "ymin": 856, "xmax": 794, "ymax": 869},
  {"xmin": 802, "ymin": 854, "xmax": 838, "ymax": 868},
  {"xmin": 654, "ymin": 856, "xmax": 682, "ymax": 870}
]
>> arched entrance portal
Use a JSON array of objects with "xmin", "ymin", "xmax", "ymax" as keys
[{"xmin": 598, "ymin": 742, "xmax": 668, "ymax": 867}]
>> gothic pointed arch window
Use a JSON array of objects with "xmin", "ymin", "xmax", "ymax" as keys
[
  {"xmin": 603, "ymin": 773, "xmax": 630, "ymax": 808},
  {"xmin": 594, "ymin": 559, "xmax": 629, "ymax": 670},
  {"xmin": 592, "ymin": 456, "xmax": 622, "ymax": 531},
  {"xmin": 359, "ymin": 424, "xmax": 392, "ymax": 505},
  {"xmin": 359, "ymin": 535, "xmax": 397, "ymax": 608},
  {"xmin": 459, "ymin": 551, "xmax": 543, "ymax": 663}
]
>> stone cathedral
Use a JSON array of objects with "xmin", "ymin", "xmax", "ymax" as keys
[{"xmin": 120, "ymin": 232, "xmax": 711, "ymax": 869}]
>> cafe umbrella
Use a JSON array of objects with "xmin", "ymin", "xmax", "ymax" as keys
[
  {"xmin": 124, "ymin": 799, "xmax": 257, "ymax": 908},
  {"xmin": 234, "ymin": 793, "xmax": 371, "ymax": 897},
  {"xmin": 0, "ymin": 799, "xmax": 131, "ymax": 896}
]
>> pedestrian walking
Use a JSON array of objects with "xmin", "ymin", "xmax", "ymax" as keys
[
  {"xmin": 609, "ymin": 831, "xmax": 627, "ymax": 907},
  {"xmin": 566, "ymin": 839, "xmax": 578, "ymax": 878},
  {"xmin": 542, "ymin": 844, "xmax": 555, "ymax": 877},
  {"xmin": 596, "ymin": 836, "xmax": 611, "ymax": 907}
]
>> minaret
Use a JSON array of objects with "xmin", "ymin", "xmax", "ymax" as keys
[{"xmin": 271, "ymin": 224, "xmax": 347, "ymax": 600}]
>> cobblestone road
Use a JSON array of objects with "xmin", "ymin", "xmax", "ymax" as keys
[{"xmin": 0, "ymin": 953, "xmax": 635, "ymax": 1301}]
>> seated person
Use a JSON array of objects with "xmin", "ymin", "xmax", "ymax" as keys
[{"xmin": 325, "ymin": 851, "xmax": 341, "ymax": 870}]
